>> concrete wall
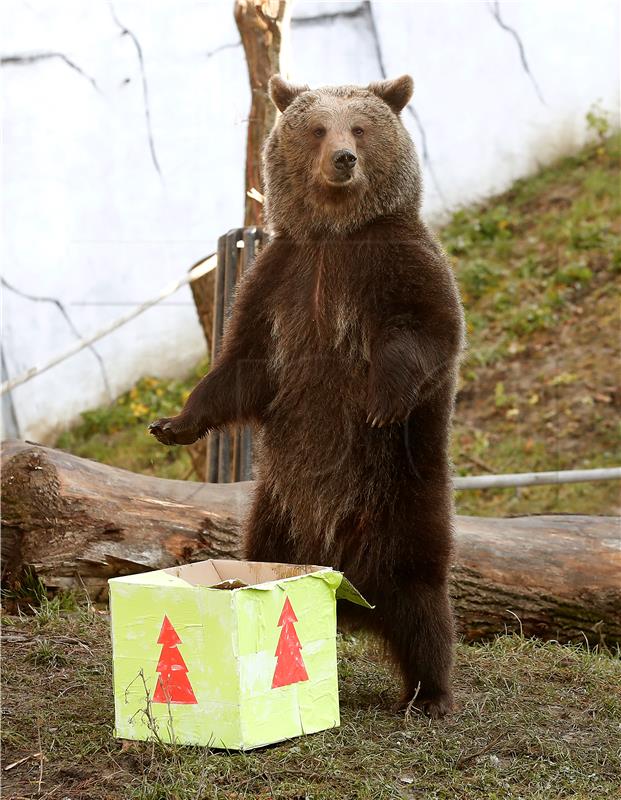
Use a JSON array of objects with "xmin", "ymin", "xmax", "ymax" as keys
[{"xmin": 1, "ymin": 0, "xmax": 619, "ymax": 441}]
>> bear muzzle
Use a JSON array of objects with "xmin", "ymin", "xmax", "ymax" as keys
[
  {"xmin": 321, "ymin": 148, "xmax": 357, "ymax": 186},
  {"xmin": 333, "ymin": 149, "xmax": 357, "ymax": 171}
]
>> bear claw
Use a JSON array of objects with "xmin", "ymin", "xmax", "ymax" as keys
[
  {"xmin": 149, "ymin": 417, "xmax": 200, "ymax": 446},
  {"xmin": 366, "ymin": 411, "xmax": 401, "ymax": 428}
]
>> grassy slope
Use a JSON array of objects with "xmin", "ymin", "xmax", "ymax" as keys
[
  {"xmin": 55, "ymin": 134, "xmax": 620, "ymax": 516},
  {"xmin": 2, "ymin": 605, "xmax": 620, "ymax": 800},
  {"xmin": 447, "ymin": 133, "xmax": 620, "ymax": 515}
]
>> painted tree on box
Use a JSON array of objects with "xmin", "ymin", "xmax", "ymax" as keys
[
  {"xmin": 152, "ymin": 615, "xmax": 197, "ymax": 705},
  {"xmin": 272, "ymin": 596, "xmax": 309, "ymax": 689}
]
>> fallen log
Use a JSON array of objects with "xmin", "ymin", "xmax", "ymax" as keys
[{"xmin": 2, "ymin": 440, "xmax": 619, "ymax": 645}]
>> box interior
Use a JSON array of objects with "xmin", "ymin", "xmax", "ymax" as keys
[{"xmin": 163, "ymin": 559, "xmax": 327, "ymax": 589}]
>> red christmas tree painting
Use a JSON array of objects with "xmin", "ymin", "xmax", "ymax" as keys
[
  {"xmin": 152, "ymin": 615, "xmax": 198, "ymax": 704},
  {"xmin": 272, "ymin": 596, "xmax": 309, "ymax": 689}
]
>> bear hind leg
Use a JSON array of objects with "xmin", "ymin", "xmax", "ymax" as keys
[{"xmin": 383, "ymin": 580, "xmax": 455, "ymax": 719}]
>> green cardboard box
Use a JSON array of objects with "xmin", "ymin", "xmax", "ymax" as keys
[{"xmin": 109, "ymin": 559, "xmax": 371, "ymax": 750}]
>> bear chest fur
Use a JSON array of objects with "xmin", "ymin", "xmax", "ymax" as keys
[{"xmin": 267, "ymin": 242, "xmax": 371, "ymax": 386}]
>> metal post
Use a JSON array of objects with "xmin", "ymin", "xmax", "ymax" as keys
[
  {"xmin": 205, "ymin": 235, "xmax": 228, "ymax": 481},
  {"xmin": 208, "ymin": 227, "xmax": 263, "ymax": 483},
  {"xmin": 238, "ymin": 227, "xmax": 262, "ymax": 481}
]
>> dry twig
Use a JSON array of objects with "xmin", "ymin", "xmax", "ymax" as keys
[{"xmin": 456, "ymin": 731, "xmax": 506, "ymax": 768}]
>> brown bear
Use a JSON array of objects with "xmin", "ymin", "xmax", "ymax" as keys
[{"xmin": 150, "ymin": 74, "xmax": 465, "ymax": 718}]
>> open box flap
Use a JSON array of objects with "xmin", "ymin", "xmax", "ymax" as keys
[
  {"xmin": 209, "ymin": 560, "xmax": 327, "ymax": 586},
  {"xmin": 314, "ymin": 570, "xmax": 373, "ymax": 608},
  {"xmin": 160, "ymin": 559, "xmax": 330, "ymax": 589},
  {"xmin": 108, "ymin": 570, "xmax": 190, "ymax": 588},
  {"xmin": 334, "ymin": 574, "xmax": 373, "ymax": 608}
]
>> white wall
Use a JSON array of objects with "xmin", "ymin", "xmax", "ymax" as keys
[{"xmin": 1, "ymin": 0, "xmax": 619, "ymax": 441}]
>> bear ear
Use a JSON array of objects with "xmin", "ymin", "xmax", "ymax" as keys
[
  {"xmin": 368, "ymin": 74, "xmax": 414, "ymax": 114},
  {"xmin": 269, "ymin": 74, "xmax": 309, "ymax": 113}
]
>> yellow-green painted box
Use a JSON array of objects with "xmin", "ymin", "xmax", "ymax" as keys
[{"xmin": 109, "ymin": 559, "xmax": 370, "ymax": 750}]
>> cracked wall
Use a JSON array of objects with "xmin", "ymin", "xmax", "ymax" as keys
[{"xmin": 1, "ymin": 0, "xmax": 619, "ymax": 440}]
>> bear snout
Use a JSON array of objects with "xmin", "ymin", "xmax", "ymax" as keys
[{"xmin": 333, "ymin": 148, "xmax": 357, "ymax": 171}]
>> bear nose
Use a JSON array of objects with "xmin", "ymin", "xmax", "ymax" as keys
[{"xmin": 333, "ymin": 149, "xmax": 357, "ymax": 171}]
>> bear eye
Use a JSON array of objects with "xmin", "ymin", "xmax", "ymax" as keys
[
  {"xmin": 313, "ymin": 126, "xmax": 326, "ymax": 138},
  {"xmin": 352, "ymin": 127, "xmax": 364, "ymax": 137}
]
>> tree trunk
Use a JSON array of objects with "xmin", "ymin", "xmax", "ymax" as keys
[
  {"xmin": 188, "ymin": 1, "xmax": 292, "ymax": 353},
  {"xmin": 189, "ymin": 267, "xmax": 215, "ymax": 353},
  {"xmin": 234, "ymin": 0, "xmax": 292, "ymax": 226},
  {"xmin": 2, "ymin": 441, "xmax": 619, "ymax": 645}
]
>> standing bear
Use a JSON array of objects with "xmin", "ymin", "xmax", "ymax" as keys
[{"xmin": 150, "ymin": 74, "xmax": 465, "ymax": 718}]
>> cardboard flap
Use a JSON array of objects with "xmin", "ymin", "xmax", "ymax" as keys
[
  {"xmin": 304, "ymin": 570, "xmax": 373, "ymax": 609},
  {"xmin": 334, "ymin": 575, "xmax": 373, "ymax": 609},
  {"xmin": 162, "ymin": 560, "xmax": 222, "ymax": 586}
]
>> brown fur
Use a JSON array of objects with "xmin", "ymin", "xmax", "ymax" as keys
[{"xmin": 150, "ymin": 75, "xmax": 465, "ymax": 718}]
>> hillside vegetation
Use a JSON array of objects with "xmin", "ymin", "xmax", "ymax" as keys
[{"xmin": 56, "ymin": 130, "xmax": 621, "ymax": 517}]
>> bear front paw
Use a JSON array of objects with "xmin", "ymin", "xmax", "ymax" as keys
[
  {"xmin": 148, "ymin": 415, "xmax": 201, "ymax": 446},
  {"xmin": 366, "ymin": 392, "xmax": 411, "ymax": 428}
]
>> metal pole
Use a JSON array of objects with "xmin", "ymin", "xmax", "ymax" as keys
[
  {"xmin": 205, "ymin": 237, "xmax": 228, "ymax": 482},
  {"xmin": 238, "ymin": 227, "xmax": 262, "ymax": 481},
  {"xmin": 453, "ymin": 467, "xmax": 621, "ymax": 490},
  {"xmin": 217, "ymin": 229, "xmax": 244, "ymax": 482}
]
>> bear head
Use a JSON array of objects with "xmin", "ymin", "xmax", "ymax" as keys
[{"xmin": 262, "ymin": 74, "xmax": 421, "ymax": 238}]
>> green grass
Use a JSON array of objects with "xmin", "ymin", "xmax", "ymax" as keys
[
  {"xmin": 2, "ymin": 605, "xmax": 620, "ymax": 799},
  {"xmin": 443, "ymin": 133, "xmax": 620, "ymax": 355},
  {"xmin": 54, "ymin": 132, "xmax": 621, "ymax": 516}
]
